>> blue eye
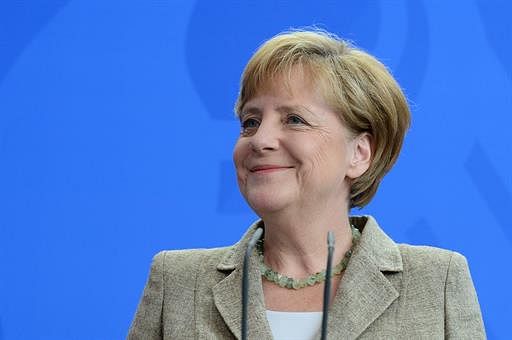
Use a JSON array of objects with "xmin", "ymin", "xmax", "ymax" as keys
[
  {"xmin": 241, "ymin": 117, "xmax": 260, "ymax": 134},
  {"xmin": 286, "ymin": 115, "xmax": 306, "ymax": 125}
]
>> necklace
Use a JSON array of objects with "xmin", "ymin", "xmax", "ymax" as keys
[{"xmin": 256, "ymin": 225, "xmax": 361, "ymax": 290}]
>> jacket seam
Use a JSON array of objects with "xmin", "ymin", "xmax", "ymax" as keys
[
  {"xmin": 397, "ymin": 247, "xmax": 408, "ymax": 339},
  {"xmin": 160, "ymin": 251, "xmax": 167, "ymax": 339},
  {"xmin": 193, "ymin": 252, "xmax": 205, "ymax": 339},
  {"xmin": 443, "ymin": 250, "xmax": 455, "ymax": 338}
]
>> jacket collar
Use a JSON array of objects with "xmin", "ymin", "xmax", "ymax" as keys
[
  {"xmin": 213, "ymin": 216, "xmax": 403, "ymax": 339},
  {"xmin": 213, "ymin": 220, "xmax": 271, "ymax": 339},
  {"xmin": 326, "ymin": 215, "xmax": 402, "ymax": 338}
]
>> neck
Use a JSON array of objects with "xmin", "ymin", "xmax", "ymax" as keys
[{"xmin": 259, "ymin": 204, "xmax": 353, "ymax": 278}]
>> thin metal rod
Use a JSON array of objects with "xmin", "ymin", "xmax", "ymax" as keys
[
  {"xmin": 321, "ymin": 231, "xmax": 335, "ymax": 340},
  {"xmin": 242, "ymin": 227, "xmax": 263, "ymax": 340}
]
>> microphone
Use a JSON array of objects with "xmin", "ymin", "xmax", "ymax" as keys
[
  {"xmin": 241, "ymin": 227, "xmax": 264, "ymax": 340},
  {"xmin": 321, "ymin": 231, "xmax": 335, "ymax": 340}
]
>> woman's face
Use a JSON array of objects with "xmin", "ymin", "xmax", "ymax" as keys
[{"xmin": 233, "ymin": 69, "xmax": 366, "ymax": 216}]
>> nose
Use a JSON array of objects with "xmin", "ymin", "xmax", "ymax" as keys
[{"xmin": 248, "ymin": 117, "xmax": 280, "ymax": 153}]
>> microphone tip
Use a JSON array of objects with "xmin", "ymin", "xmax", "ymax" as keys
[
  {"xmin": 327, "ymin": 231, "xmax": 335, "ymax": 247},
  {"xmin": 248, "ymin": 228, "xmax": 264, "ymax": 248}
]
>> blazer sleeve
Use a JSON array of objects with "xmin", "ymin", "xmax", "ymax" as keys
[
  {"xmin": 127, "ymin": 251, "xmax": 165, "ymax": 340},
  {"xmin": 444, "ymin": 252, "xmax": 486, "ymax": 339}
]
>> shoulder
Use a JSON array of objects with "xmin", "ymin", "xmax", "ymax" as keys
[
  {"xmin": 397, "ymin": 244, "xmax": 471, "ymax": 287},
  {"xmin": 398, "ymin": 243, "xmax": 455, "ymax": 266},
  {"xmin": 356, "ymin": 215, "xmax": 471, "ymax": 283},
  {"xmin": 398, "ymin": 244, "xmax": 466, "ymax": 267},
  {"xmin": 395, "ymin": 245, "xmax": 485, "ymax": 337},
  {"xmin": 149, "ymin": 246, "xmax": 234, "ymax": 289},
  {"xmin": 154, "ymin": 246, "xmax": 231, "ymax": 268}
]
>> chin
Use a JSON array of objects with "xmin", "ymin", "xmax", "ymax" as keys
[{"xmin": 244, "ymin": 190, "xmax": 292, "ymax": 216}]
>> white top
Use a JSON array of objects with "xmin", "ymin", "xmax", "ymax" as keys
[{"xmin": 266, "ymin": 310, "xmax": 323, "ymax": 340}]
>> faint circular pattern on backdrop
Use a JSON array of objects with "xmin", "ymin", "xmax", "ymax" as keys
[
  {"xmin": 0, "ymin": 0, "xmax": 71, "ymax": 86},
  {"xmin": 185, "ymin": 0, "xmax": 381, "ymax": 121},
  {"xmin": 185, "ymin": 0, "xmax": 430, "ymax": 213},
  {"xmin": 1, "ymin": 0, "xmax": 510, "ymax": 338}
]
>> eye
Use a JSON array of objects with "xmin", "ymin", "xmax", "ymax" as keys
[
  {"xmin": 286, "ymin": 114, "xmax": 307, "ymax": 125},
  {"xmin": 240, "ymin": 117, "xmax": 260, "ymax": 134}
]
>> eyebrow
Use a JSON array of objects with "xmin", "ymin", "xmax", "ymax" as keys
[
  {"xmin": 276, "ymin": 105, "xmax": 317, "ymax": 117},
  {"xmin": 240, "ymin": 104, "xmax": 319, "ymax": 119},
  {"xmin": 239, "ymin": 106, "xmax": 262, "ymax": 119}
]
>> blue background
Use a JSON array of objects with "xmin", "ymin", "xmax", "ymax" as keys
[{"xmin": 0, "ymin": 0, "xmax": 510, "ymax": 338}]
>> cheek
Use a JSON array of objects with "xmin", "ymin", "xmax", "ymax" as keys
[
  {"xmin": 303, "ymin": 134, "xmax": 338, "ymax": 167},
  {"xmin": 309, "ymin": 137, "xmax": 348, "ymax": 176},
  {"xmin": 233, "ymin": 140, "xmax": 247, "ymax": 172},
  {"xmin": 288, "ymin": 142, "xmax": 320, "ymax": 182}
]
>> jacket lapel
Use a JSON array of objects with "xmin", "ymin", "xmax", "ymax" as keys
[
  {"xmin": 212, "ymin": 217, "xmax": 402, "ymax": 339},
  {"xmin": 327, "ymin": 216, "xmax": 403, "ymax": 339},
  {"xmin": 212, "ymin": 221, "xmax": 273, "ymax": 339}
]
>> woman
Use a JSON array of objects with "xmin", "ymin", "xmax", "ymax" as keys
[{"xmin": 128, "ymin": 29, "xmax": 485, "ymax": 339}]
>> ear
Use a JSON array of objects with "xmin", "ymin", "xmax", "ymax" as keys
[{"xmin": 346, "ymin": 132, "xmax": 372, "ymax": 179}]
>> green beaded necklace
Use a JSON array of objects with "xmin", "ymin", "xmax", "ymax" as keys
[{"xmin": 256, "ymin": 225, "xmax": 361, "ymax": 290}]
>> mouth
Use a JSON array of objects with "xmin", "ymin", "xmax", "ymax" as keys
[{"xmin": 250, "ymin": 165, "xmax": 293, "ymax": 173}]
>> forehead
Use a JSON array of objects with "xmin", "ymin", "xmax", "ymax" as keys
[
  {"xmin": 243, "ymin": 76, "xmax": 336, "ymax": 118},
  {"xmin": 244, "ymin": 67, "xmax": 325, "ymax": 107},
  {"xmin": 260, "ymin": 65, "xmax": 316, "ymax": 93},
  {"xmin": 240, "ymin": 74, "xmax": 339, "ymax": 125}
]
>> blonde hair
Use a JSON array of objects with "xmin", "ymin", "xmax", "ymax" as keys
[{"xmin": 235, "ymin": 29, "xmax": 411, "ymax": 208}]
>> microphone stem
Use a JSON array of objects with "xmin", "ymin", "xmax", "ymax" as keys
[
  {"xmin": 321, "ymin": 231, "xmax": 335, "ymax": 340},
  {"xmin": 242, "ymin": 228, "xmax": 263, "ymax": 340}
]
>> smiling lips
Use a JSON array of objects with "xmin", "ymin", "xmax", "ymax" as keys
[{"xmin": 250, "ymin": 165, "xmax": 293, "ymax": 174}]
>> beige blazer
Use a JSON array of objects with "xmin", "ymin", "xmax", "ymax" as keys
[{"xmin": 128, "ymin": 216, "xmax": 485, "ymax": 339}]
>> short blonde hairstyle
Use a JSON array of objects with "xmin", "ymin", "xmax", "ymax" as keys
[{"xmin": 235, "ymin": 29, "xmax": 411, "ymax": 208}]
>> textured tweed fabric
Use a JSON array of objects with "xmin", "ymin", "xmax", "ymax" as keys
[{"xmin": 128, "ymin": 216, "xmax": 485, "ymax": 339}]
